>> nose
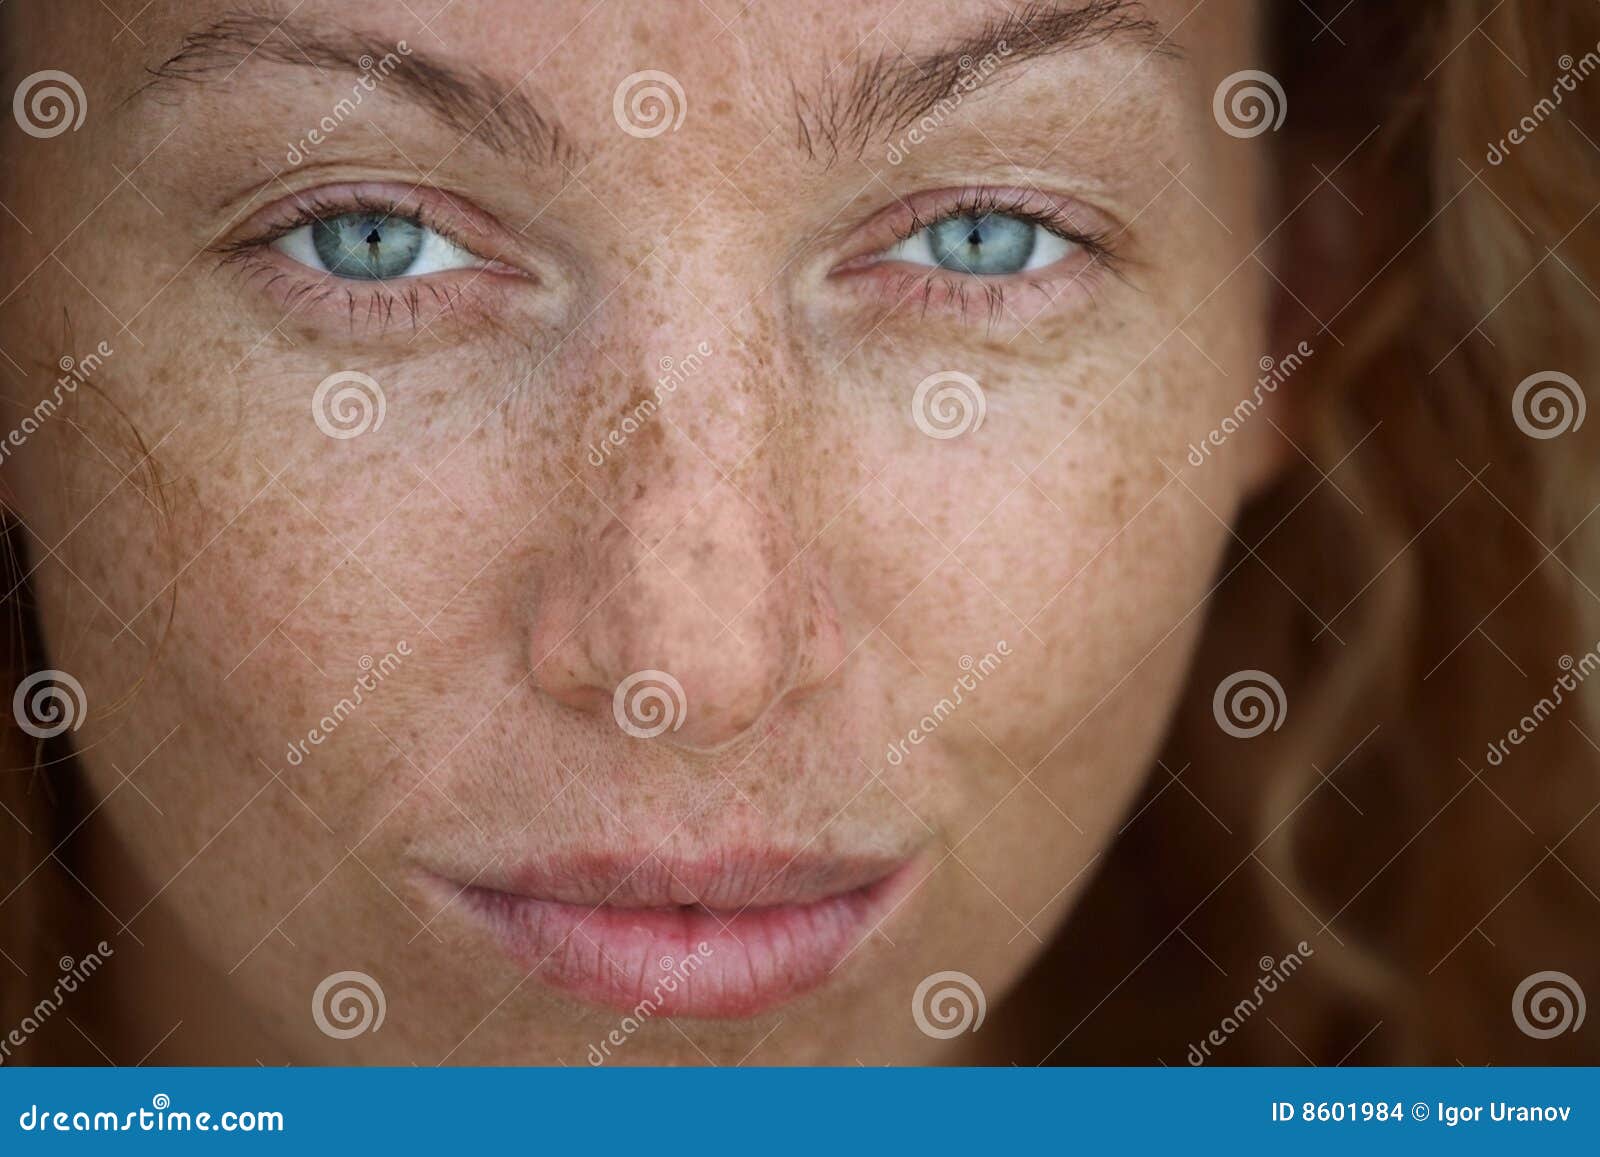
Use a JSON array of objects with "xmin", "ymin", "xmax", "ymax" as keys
[{"xmin": 530, "ymin": 451, "xmax": 845, "ymax": 752}]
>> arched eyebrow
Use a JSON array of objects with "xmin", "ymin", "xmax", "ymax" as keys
[
  {"xmin": 791, "ymin": 0, "xmax": 1179, "ymax": 164},
  {"xmin": 133, "ymin": 9, "xmax": 577, "ymax": 168}
]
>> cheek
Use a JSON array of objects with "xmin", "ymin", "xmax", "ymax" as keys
[{"xmin": 848, "ymin": 324, "xmax": 1252, "ymax": 867}]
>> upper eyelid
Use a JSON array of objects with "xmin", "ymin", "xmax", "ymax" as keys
[
  {"xmin": 217, "ymin": 184, "xmax": 498, "ymax": 259},
  {"xmin": 845, "ymin": 185, "xmax": 1124, "ymax": 267},
  {"xmin": 900, "ymin": 196, "xmax": 1104, "ymax": 246}
]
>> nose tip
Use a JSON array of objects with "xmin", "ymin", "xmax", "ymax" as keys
[{"xmin": 530, "ymin": 493, "xmax": 843, "ymax": 753}]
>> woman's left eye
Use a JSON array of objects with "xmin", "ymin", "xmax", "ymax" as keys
[
  {"xmin": 270, "ymin": 211, "xmax": 481, "ymax": 280},
  {"xmin": 882, "ymin": 212, "xmax": 1075, "ymax": 276}
]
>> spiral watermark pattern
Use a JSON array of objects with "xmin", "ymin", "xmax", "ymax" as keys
[
  {"xmin": 1512, "ymin": 970, "xmax": 1586, "ymax": 1039},
  {"xmin": 13, "ymin": 669, "xmax": 87, "ymax": 740},
  {"xmin": 612, "ymin": 70, "xmax": 687, "ymax": 138},
  {"xmin": 12, "ymin": 70, "xmax": 87, "ymax": 139},
  {"xmin": 1512, "ymin": 371, "xmax": 1585, "ymax": 439},
  {"xmin": 912, "ymin": 370, "xmax": 986, "ymax": 439},
  {"xmin": 911, "ymin": 970, "xmax": 986, "ymax": 1039},
  {"xmin": 1212, "ymin": 669, "xmax": 1286, "ymax": 738},
  {"xmin": 312, "ymin": 970, "xmax": 386, "ymax": 1039},
  {"xmin": 1212, "ymin": 70, "xmax": 1286, "ymax": 139},
  {"xmin": 612, "ymin": 669, "xmax": 688, "ymax": 739},
  {"xmin": 312, "ymin": 370, "xmax": 386, "ymax": 439}
]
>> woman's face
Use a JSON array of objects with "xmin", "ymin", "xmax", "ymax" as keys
[{"xmin": 3, "ymin": 0, "xmax": 1280, "ymax": 1062}]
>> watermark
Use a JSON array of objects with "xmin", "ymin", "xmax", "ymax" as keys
[
  {"xmin": 613, "ymin": 670, "xmax": 687, "ymax": 739},
  {"xmin": 12, "ymin": 70, "xmax": 86, "ymax": 138},
  {"xmin": 0, "ymin": 942, "xmax": 114, "ymax": 1065},
  {"xmin": 0, "ymin": 340, "xmax": 114, "ymax": 464},
  {"xmin": 1186, "ymin": 942, "xmax": 1314, "ymax": 1064},
  {"xmin": 912, "ymin": 370, "xmax": 986, "ymax": 439},
  {"xmin": 1212, "ymin": 669, "xmax": 1286, "ymax": 739},
  {"xmin": 312, "ymin": 370, "xmax": 386, "ymax": 439},
  {"xmin": 284, "ymin": 643, "xmax": 411, "ymax": 766},
  {"xmin": 1511, "ymin": 370, "xmax": 1584, "ymax": 439},
  {"xmin": 1487, "ymin": 44, "xmax": 1600, "ymax": 165},
  {"xmin": 286, "ymin": 42, "xmax": 411, "ymax": 164},
  {"xmin": 585, "ymin": 944, "xmax": 715, "ymax": 1064},
  {"xmin": 1512, "ymin": 970, "xmax": 1585, "ymax": 1039},
  {"xmin": 17, "ymin": 1095, "xmax": 282, "ymax": 1133},
  {"xmin": 1212, "ymin": 70, "xmax": 1286, "ymax": 139},
  {"xmin": 912, "ymin": 970, "xmax": 986, "ymax": 1038},
  {"xmin": 612, "ymin": 70, "xmax": 686, "ymax": 138},
  {"xmin": 587, "ymin": 340, "xmax": 713, "ymax": 467},
  {"xmin": 885, "ymin": 642, "xmax": 1011, "ymax": 766},
  {"xmin": 1484, "ymin": 648, "xmax": 1600, "ymax": 766},
  {"xmin": 1187, "ymin": 340, "xmax": 1312, "ymax": 466},
  {"xmin": 885, "ymin": 41, "xmax": 1013, "ymax": 164},
  {"xmin": 312, "ymin": 970, "xmax": 386, "ymax": 1039},
  {"xmin": 12, "ymin": 669, "xmax": 87, "ymax": 740}
]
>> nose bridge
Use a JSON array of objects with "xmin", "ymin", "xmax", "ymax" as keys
[{"xmin": 532, "ymin": 322, "xmax": 844, "ymax": 752}]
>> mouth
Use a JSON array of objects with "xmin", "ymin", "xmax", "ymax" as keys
[{"xmin": 432, "ymin": 850, "xmax": 919, "ymax": 1018}]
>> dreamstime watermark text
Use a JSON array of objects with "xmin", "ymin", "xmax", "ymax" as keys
[
  {"xmin": 1487, "ymin": 43, "xmax": 1600, "ymax": 165},
  {"xmin": 886, "ymin": 42, "xmax": 1013, "ymax": 164},
  {"xmin": 17, "ymin": 1095, "xmax": 282, "ymax": 1134},
  {"xmin": 587, "ymin": 340, "xmax": 713, "ymax": 467},
  {"xmin": 284, "ymin": 642, "xmax": 411, "ymax": 766},
  {"xmin": 885, "ymin": 642, "xmax": 1011, "ymax": 766},
  {"xmin": 0, "ymin": 340, "xmax": 113, "ymax": 464},
  {"xmin": 1484, "ymin": 645, "xmax": 1600, "ymax": 766},
  {"xmin": 1, "ymin": 942, "xmax": 114, "ymax": 1065},
  {"xmin": 1186, "ymin": 941, "xmax": 1315, "ymax": 1064},
  {"xmin": 585, "ymin": 943, "xmax": 715, "ymax": 1064},
  {"xmin": 1187, "ymin": 340, "xmax": 1311, "ymax": 467},
  {"xmin": 286, "ymin": 42, "xmax": 411, "ymax": 164}
]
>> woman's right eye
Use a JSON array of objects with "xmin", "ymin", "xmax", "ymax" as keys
[
  {"xmin": 881, "ymin": 211, "xmax": 1077, "ymax": 276},
  {"xmin": 270, "ymin": 211, "xmax": 484, "ymax": 281}
]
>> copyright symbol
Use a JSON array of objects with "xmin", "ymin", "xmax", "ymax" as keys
[{"xmin": 1411, "ymin": 1102, "xmax": 1429, "ymax": 1121}]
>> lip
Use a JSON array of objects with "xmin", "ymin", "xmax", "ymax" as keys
[{"xmin": 433, "ymin": 850, "xmax": 918, "ymax": 1018}]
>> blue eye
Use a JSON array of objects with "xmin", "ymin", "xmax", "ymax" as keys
[
  {"xmin": 884, "ymin": 211, "xmax": 1074, "ymax": 275},
  {"xmin": 271, "ymin": 211, "xmax": 481, "ymax": 280}
]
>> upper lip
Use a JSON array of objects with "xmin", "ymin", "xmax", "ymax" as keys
[{"xmin": 449, "ymin": 848, "xmax": 908, "ymax": 911}]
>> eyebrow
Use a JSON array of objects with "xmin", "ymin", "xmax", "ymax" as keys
[
  {"xmin": 791, "ymin": 0, "xmax": 1177, "ymax": 164},
  {"xmin": 136, "ymin": 10, "xmax": 575, "ymax": 169}
]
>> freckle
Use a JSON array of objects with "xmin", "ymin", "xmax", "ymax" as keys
[
  {"xmin": 1109, "ymin": 475, "xmax": 1131, "ymax": 523},
  {"xmin": 711, "ymin": 99, "xmax": 732, "ymax": 117}
]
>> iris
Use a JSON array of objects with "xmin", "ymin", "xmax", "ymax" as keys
[{"xmin": 310, "ymin": 213, "xmax": 426, "ymax": 280}]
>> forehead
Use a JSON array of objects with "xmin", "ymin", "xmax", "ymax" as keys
[
  {"xmin": 38, "ymin": 0, "xmax": 1248, "ymax": 152},
  {"xmin": 119, "ymin": 0, "xmax": 1215, "ymax": 63}
]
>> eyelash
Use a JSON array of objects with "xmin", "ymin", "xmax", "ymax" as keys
[
  {"xmin": 215, "ymin": 192, "xmax": 496, "ymax": 331},
  {"xmin": 862, "ymin": 188, "xmax": 1122, "ymax": 323},
  {"xmin": 890, "ymin": 188, "xmax": 1116, "ymax": 259},
  {"xmin": 218, "ymin": 186, "xmax": 1121, "ymax": 334}
]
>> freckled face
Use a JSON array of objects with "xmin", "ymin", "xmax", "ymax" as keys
[{"xmin": 2, "ymin": 0, "xmax": 1275, "ymax": 1062}]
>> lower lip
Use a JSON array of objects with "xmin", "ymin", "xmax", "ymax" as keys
[{"xmin": 453, "ymin": 865, "xmax": 912, "ymax": 1018}]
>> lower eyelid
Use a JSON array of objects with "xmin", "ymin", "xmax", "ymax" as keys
[
  {"xmin": 220, "ymin": 246, "xmax": 515, "ymax": 338},
  {"xmin": 832, "ymin": 246, "xmax": 1111, "ymax": 328}
]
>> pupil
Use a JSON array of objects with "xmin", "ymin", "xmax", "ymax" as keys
[
  {"xmin": 927, "ymin": 212, "xmax": 1036, "ymax": 274},
  {"xmin": 311, "ymin": 212, "xmax": 425, "ymax": 280}
]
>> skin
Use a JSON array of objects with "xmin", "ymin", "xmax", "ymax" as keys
[{"xmin": 0, "ymin": 0, "xmax": 1287, "ymax": 1063}]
